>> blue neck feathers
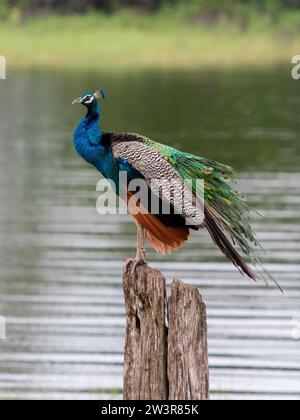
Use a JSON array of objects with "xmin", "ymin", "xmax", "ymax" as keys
[
  {"xmin": 73, "ymin": 102, "xmax": 118, "ymax": 184},
  {"xmin": 82, "ymin": 102, "xmax": 102, "ymax": 142},
  {"xmin": 74, "ymin": 102, "xmax": 102, "ymax": 151},
  {"xmin": 85, "ymin": 101, "xmax": 101, "ymax": 124}
]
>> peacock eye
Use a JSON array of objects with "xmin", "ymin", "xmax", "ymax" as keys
[{"xmin": 83, "ymin": 95, "xmax": 94, "ymax": 104}]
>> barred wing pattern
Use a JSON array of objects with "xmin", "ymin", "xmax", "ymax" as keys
[{"xmin": 112, "ymin": 137, "xmax": 205, "ymax": 227}]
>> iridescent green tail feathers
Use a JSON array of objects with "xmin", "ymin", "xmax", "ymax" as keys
[{"xmin": 140, "ymin": 137, "xmax": 282, "ymax": 291}]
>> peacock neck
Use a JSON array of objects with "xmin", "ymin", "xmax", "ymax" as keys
[
  {"xmin": 84, "ymin": 103, "xmax": 101, "ymax": 124},
  {"xmin": 80, "ymin": 103, "xmax": 103, "ymax": 145},
  {"xmin": 74, "ymin": 102, "xmax": 104, "ymax": 154},
  {"xmin": 73, "ymin": 104, "xmax": 118, "ymax": 187}
]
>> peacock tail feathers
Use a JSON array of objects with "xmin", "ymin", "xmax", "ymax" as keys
[{"xmin": 139, "ymin": 136, "xmax": 263, "ymax": 261}]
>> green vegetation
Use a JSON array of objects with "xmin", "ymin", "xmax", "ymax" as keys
[
  {"xmin": 3, "ymin": 0, "xmax": 300, "ymax": 14},
  {"xmin": 1, "ymin": 2, "xmax": 300, "ymax": 71}
]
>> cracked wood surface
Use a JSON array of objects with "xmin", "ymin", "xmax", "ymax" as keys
[{"xmin": 123, "ymin": 263, "xmax": 209, "ymax": 401}]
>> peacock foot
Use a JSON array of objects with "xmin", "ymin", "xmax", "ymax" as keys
[{"xmin": 124, "ymin": 257, "xmax": 147, "ymax": 277}]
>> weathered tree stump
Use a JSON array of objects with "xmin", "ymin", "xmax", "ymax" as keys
[
  {"xmin": 123, "ymin": 263, "xmax": 168, "ymax": 400},
  {"xmin": 168, "ymin": 280, "xmax": 210, "ymax": 400},
  {"xmin": 123, "ymin": 263, "xmax": 209, "ymax": 401}
]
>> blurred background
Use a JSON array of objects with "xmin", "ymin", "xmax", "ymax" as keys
[{"xmin": 0, "ymin": 0, "xmax": 300, "ymax": 401}]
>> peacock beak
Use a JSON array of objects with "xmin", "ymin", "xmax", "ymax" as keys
[{"xmin": 72, "ymin": 97, "xmax": 83, "ymax": 105}]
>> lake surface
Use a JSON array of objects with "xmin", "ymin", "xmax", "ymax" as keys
[{"xmin": 0, "ymin": 68, "xmax": 299, "ymax": 400}]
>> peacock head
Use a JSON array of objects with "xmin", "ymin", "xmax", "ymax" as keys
[{"xmin": 72, "ymin": 88, "xmax": 107, "ymax": 109}]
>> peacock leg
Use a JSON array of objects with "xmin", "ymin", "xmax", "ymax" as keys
[{"xmin": 124, "ymin": 223, "xmax": 147, "ymax": 275}]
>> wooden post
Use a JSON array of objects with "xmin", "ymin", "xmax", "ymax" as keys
[
  {"xmin": 123, "ymin": 263, "xmax": 168, "ymax": 400},
  {"xmin": 168, "ymin": 280, "xmax": 210, "ymax": 400},
  {"xmin": 123, "ymin": 263, "xmax": 210, "ymax": 401}
]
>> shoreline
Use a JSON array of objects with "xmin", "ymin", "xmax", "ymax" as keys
[{"xmin": 0, "ymin": 13, "xmax": 299, "ymax": 71}]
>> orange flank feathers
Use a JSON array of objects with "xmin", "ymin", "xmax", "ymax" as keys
[{"xmin": 127, "ymin": 192, "xmax": 190, "ymax": 255}]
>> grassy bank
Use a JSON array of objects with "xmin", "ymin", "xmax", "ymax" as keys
[{"xmin": 1, "ymin": 9, "xmax": 300, "ymax": 71}]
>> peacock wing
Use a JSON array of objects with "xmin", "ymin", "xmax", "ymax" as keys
[{"xmin": 111, "ymin": 133, "xmax": 205, "ymax": 227}]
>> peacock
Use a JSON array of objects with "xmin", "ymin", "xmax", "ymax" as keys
[{"xmin": 72, "ymin": 88, "xmax": 280, "ymax": 289}]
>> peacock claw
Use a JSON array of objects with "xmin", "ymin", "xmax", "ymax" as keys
[
  {"xmin": 124, "ymin": 258, "xmax": 147, "ymax": 277},
  {"xmin": 131, "ymin": 258, "xmax": 147, "ymax": 277},
  {"xmin": 124, "ymin": 258, "xmax": 136, "ymax": 275}
]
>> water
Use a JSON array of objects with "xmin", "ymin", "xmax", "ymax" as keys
[{"xmin": 0, "ymin": 68, "xmax": 299, "ymax": 400}]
